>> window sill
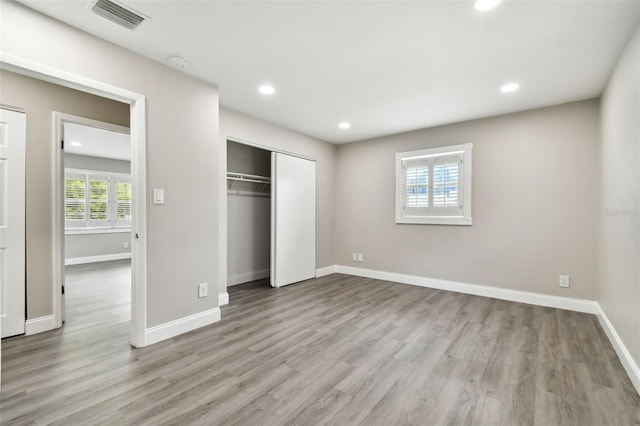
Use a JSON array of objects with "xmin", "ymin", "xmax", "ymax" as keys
[
  {"xmin": 395, "ymin": 216, "xmax": 472, "ymax": 226},
  {"xmin": 65, "ymin": 227, "xmax": 132, "ymax": 236}
]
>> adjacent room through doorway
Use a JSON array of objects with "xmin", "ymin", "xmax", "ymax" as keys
[{"xmin": 61, "ymin": 118, "xmax": 132, "ymax": 333}]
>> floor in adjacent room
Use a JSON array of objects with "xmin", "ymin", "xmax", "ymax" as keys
[{"xmin": 1, "ymin": 264, "xmax": 639, "ymax": 425}]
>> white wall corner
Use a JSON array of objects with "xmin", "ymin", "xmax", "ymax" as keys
[
  {"xmin": 65, "ymin": 252, "xmax": 131, "ymax": 266},
  {"xmin": 144, "ymin": 307, "xmax": 221, "ymax": 346},
  {"xmin": 25, "ymin": 315, "xmax": 57, "ymax": 336},
  {"xmin": 316, "ymin": 265, "xmax": 337, "ymax": 278},
  {"xmin": 595, "ymin": 304, "xmax": 640, "ymax": 396},
  {"xmin": 219, "ymin": 292, "xmax": 229, "ymax": 306}
]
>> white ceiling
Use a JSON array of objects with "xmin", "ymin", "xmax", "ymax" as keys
[
  {"xmin": 20, "ymin": 1, "xmax": 640, "ymax": 144},
  {"xmin": 64, "ymin": 122, "xmax": 130, "ymax": 161}
]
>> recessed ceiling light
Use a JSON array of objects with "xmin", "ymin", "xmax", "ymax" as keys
[
  {"xmin": 70, "ymin": 142, "xmax": 82, "ymax": 147},
  {"xmin": 338, "ymin": 122, "xmax": 351, "ymax": 129},
  {"xmin": 500, "ymin": 82, "xmax": 520, "ymax": 93},
  {"xmin": 259, "ymin": 85, "xmax": 275, "ymax": 95},
  {"xmin": 474, "ymin": 0, "xmax": 502, "ymax": 11}
]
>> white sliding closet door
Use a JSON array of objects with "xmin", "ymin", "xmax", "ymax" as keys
[
  {"xmin": 0, "ymin": 108, "xmax": 26, "ymax": 338},
  {"xmin": 270, "ymin": 152, "xmax": 316, "ymax": 288}
]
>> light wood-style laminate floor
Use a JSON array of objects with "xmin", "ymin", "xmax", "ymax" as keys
[{"xmin": 1, "ymin": 262, "xmax": 639, "ymax": 425}]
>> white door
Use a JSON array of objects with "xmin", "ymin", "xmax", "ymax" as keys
[
  {"xmin": 270, "ymin": 152, "xmax": 316, "ymax": 287},
  {"xmin": 0, "ymin": 109, "xmax": 26, "ymax": 338}
]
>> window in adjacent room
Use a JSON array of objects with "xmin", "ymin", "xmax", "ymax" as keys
[
  {"xmin": 395, "ymin": 143, "xmax": 472, "ymax": 225},
  {"xmin": 65, "ymin": 169, "xmax": 132, "ymax": 230}
]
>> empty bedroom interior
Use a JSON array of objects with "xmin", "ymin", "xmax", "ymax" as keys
[{"xmin": 1, "ymin": 0, "xmax": 640, "ymax": 424}]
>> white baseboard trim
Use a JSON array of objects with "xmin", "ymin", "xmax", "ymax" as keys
[
  {"xmin": 145, "ymin": 307, "xmax": 221, "ymax": 346},
  {"xmin": 595, "ymin": 304, "xmax": 640, "ymax": 395},
  {"xmin": 316, "ymin": 265, "xmax": 337, "ymax": 278},
  {"xmin": 219, "ymin": 292, "xmax": 229, "ymax": 306},
  {"xmin": 228, "ymin": 268, "xmax": 270, "ymax": 286},
  {"xmin": 334, "ymin": 265, "xmax": 599, "ymax": 314},
  {"xmin": 25, "ymin": 315, "xmax": 57, "ymax": 336},
  {"xmin": 65, "ymin": 252, "xmax": 131, "ymax": 266}
]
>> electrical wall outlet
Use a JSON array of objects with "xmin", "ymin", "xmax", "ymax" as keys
[
  {"xmin": 357, "ymin": 253, "xmax": 363, "ymax": 262},
  {"xmin": 559, "ymin": 275, "xmax": 570, "ymax": 288},
  {"xmin": 123, "ymin": 242, "xmax": 129, "ymax": 249},
  {"xmin": 198, "ymin": 282, "xmax": 208, "ymax": 298},
  {"xmin": 352, "ymin": 252, "xmax": 358, "ymax": 262}
]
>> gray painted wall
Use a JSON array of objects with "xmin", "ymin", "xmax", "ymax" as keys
[
  {"xmin": 64, "ymin": 153, "xmax": 132, "ymax": 261},
  {"xmin": 227, "ymin": 142, "xmax": 271, "ymax": 285},
  {"xmin": 598, "ymin": 24, "xmax": 640, "ymax": 368},
  {"xmin": 219, "ymin": 107, "xmax": 337, "ymax": 295},
  {"xmin": 65, "ymin": 232, "xmax": 131, "ymax": 259},
  {"xmin": 0, "ymin": 70, "xmax": 130, "ymax": 319},
  {"xmin": 2, "ymin": 2, "xmax": 220, "ymax": 327},
  {"xmin": 227, "ymin": 195, "xmax": 271, "ymax": 284},
  {"xmin": 335, "ymin": 100, "xmax": 600, "ymax": 300}
]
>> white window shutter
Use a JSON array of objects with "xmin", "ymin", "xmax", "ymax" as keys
[
  {"xmin": 431, "ymin": 152, "xmax": 462, "ymax": 215},
  {"xmin": 87, "ymin": 174, "xmax": 110, "ymax": 227},
  {"xmin": 114, "ymin": 176, "xmax": 132, "ymax": 227},
  {"xmin": 404, "ymin": 158, "xmax": 429, "ymax": 209},
  {"xmin": 65, "ymin": 172, "xmax": 87, "ymax": 228}
]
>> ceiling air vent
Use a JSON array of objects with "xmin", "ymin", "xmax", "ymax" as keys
[{"xmin": 92, "ymin": 0, "xmax": 145, "ymax": 30}]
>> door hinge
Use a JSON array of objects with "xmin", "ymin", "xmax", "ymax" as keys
[
  {"xmin": 61, "ymin": 139, "xmax": 64, "ymax": 150},
  {"xmin": 62, "ymin": 285, "xmax": 65, "ymax": 295}
]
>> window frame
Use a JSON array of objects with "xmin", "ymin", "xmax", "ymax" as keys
[
  {"xmin": 395, "ymin": 143, "xmax": 473, "ymax": 226},
  {"xmin": 64, "ymin": 168, "xmax": 132, "ymax": 232}
]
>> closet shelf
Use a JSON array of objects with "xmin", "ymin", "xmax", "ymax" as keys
[{"xmin": 227, "ymin": 171, "xmax": 271, "ymax": 192}]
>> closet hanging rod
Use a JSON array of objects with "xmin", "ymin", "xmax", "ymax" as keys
[
  {"xmin": 227, "ymin": 171, "xmax": 271, "ymax": 182},
  {"xmin": 227, "ymin": 177, "xmax": 272, "ymax": 185}
]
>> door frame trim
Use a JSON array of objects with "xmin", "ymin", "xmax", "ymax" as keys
[
  {"xmin": 223, "ymin": 137, "xmax": 318, "ymax": 300},
  {"xmin": 0, "ymin": 52, "xmax": 148, "ymax": 347},
  {"xmin": 226, "ymin": 136, "xmax": 317, "ymax": 162}
]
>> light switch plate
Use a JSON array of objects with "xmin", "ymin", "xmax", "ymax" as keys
[
  {"xmin": 198, "ymin": 283, "xmax": 208, "ymax": 298},
  {"xmin": 153, "ymin": 189, "xmax": 165, "ymax": 205}
]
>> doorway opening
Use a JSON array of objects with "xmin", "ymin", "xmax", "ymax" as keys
[
  {"xmin": 0, "ymin": 54, "xmax": 148, "ymax": 349},
  {"xmin": 227, "ymin": 140, "xmax": 272, "ymax": 290},
  {"xmin": 59, "ymin": 115, "xmax": 132, "ymax": 331}
]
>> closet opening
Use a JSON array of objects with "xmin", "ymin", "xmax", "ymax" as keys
[
  {"xmin": 227, "ymin": 140, "xmax": 272, "ymax": 289},
  {"xmin": 226, "ymin": 139, "xmax": 317, "ymax": 295}
]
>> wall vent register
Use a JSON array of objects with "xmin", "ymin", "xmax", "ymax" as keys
[{"xmin": 92, "ymin": 0, "xmax": 146, "ymax": 30}]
